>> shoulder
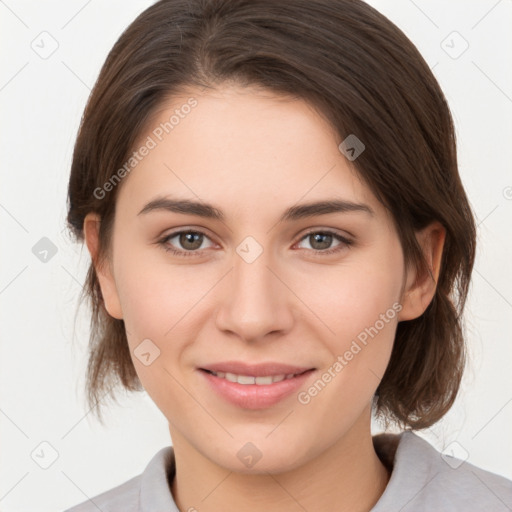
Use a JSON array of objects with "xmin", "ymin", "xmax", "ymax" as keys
[
  {"xmin": 372, "ymin": 431, "xmax": 512, "ymax": 512},
  {"xmin": 63, "ymin": 446, "xmax": 177, "ymax": 512},
  {"xmin": 63, "ymin": 474, "xmax": 142, "ymax": 512}
]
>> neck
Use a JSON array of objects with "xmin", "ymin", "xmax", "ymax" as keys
[{"xmin": 170, "ymin": 410, "xmax": 390, "ymax": 512}]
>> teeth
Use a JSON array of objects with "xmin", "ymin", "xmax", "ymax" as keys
[
  {"xmin": 255, "ymin": 376, "xmax": 274, "ymax": 385},
  {"xmin": 210, "ymin": 371, "xmax": 299, "ymax": 385}
]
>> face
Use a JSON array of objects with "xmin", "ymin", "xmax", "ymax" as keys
[{"xmin": 87, "ymin": 84, "xmax": 436, "ymax": 474}]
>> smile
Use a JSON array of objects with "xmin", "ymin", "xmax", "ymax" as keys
[
  {"xmin": 204, "ymin": 370, "xmax": 306, "ymax": 385},
  {"xmin": 199, "ymin": 367, "xmax": 316, "ymax": 409}
]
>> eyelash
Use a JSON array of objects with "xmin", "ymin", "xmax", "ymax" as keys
[{"xmin": 157, "ymin": 228, "xmax": 354, "ymax": 258}]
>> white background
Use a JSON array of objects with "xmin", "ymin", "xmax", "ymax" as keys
[{"xmin": 1, "ymin": 1, "xmax": 511, "ymax": 510}]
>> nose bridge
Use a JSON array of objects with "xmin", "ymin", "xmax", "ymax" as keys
[
  {"xmin": 215, "ymin": 237, "xmax": 292, "ymax": 340},
  {"xmin": 234, "ymin": 245, "xmax": 275, "ymax": 299}
]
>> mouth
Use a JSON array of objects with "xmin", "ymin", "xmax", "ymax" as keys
[
  {"xmin": 198, "ymin": 362, "xmax": 316, "ymax": 409},
  {"xmin": 200, "ymin": 368, "xmax": 311, "ymax": 385}
]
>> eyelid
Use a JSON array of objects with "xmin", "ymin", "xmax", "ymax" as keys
[
  {"xmin": 159, "ymin": 227, "xmax": 219, "ymax": 249},
  {"xmin": 293, "ymin": 228, "xmax": 354, "ymax": 254},
  {"xmin": 297, "ymin": 226, "xmax": 354, "ymax": 242},
  {"xmin": 158, "ymin": 225, "xmax": 354, "ymax": 258},
  {"xmin": 159, "ymin": 225, "xmax": 218, "ymax": 242},
  {"xmin": 159, "ymin": 226, "xmax": 352, "ymax": 245}
]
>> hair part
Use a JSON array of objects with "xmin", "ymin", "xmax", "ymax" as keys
[{"xmin": 67, "ymin": 0, "xmax": 476, "ymax": 428}]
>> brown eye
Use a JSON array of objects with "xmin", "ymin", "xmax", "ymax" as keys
[
  {"xmin": 308, "ymin": 232, "xmax": 333, "ymax": 250},
  {"xmin": 159, "ymin": 230, "xmax": 215, "ymax": 257},
  {"xmin": 178, "ymin": 232, "xmax": 204, "ymax": 251},
  {"xmin": 296, "ymin": 230, "xmax": 353, "ymax": 255}
]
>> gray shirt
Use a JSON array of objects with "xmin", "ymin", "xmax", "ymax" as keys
[{"xmin": 64, "ymin": 431, "xmax": 512, "ymax": 511}]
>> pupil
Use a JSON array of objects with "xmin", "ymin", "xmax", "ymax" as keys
[
  {"xmin": 181, "ymin": 232, "xmax": 202, "ymax": 250},
  {"xmin": 177, "ymin": 232, "xmax": 333, "ymax": 251},
  {"xmin": 312, "ymin": 233, "xmax": 331, "ymax": 250}
]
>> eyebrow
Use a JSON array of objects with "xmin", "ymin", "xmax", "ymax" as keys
[{"xmin": 137, "ymin": 196, "xmax": 374, "ymax": 222}]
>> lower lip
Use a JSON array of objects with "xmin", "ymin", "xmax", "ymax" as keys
[{"xmin": 199, "ymin": 369, "xmax": 315, "ymax": 410}]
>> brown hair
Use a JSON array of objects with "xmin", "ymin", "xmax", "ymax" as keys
[{"xmin": 66, "ymin": 0, "xmax": 476, "ymax": 428}]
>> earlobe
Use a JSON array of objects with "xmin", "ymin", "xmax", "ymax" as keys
[
  {"xmin": 397, "ymin": 221, "xmax": 446, "ymax": 322},
  {"xmin": 83, "ymin": 213, "xmax": 124, "ymax": 320}
]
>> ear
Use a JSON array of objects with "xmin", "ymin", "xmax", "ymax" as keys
[
  {"xmin": 83, "ymin": 213, "xmax": 123, "ymax": 320},
  {"xmin": 397, "ymin": 221, "xmax": 446, "ymax": 322}
]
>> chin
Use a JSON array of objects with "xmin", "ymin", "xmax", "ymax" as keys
[{"xmin": 206, "ymin": 437, "xmax": 309, "ymax": 475}]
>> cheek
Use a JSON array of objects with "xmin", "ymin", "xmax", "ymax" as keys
[
  {"xmin": 111, "ymin": 248, "xmax": 220, "ymax": 399},
  {"xmin": 113, "ymin": 267, "xmax": 195, "ymax": 416},
  {"xmin": 294, "ymin": 243, "xmax": 404, "ymax": 407},
  {"xmin": 113, "ymin": 243, "xmax": 210, "ymax": 338},
  {"xmin": 302, "ymin": 252, "xmax": 403, "ymax": 343},
  {"xmin": 294, "ymin": 264, "xmax": 401, "ymax": 428}
]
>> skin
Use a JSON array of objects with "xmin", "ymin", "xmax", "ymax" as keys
[{"xmin": 84, "ymin": 84, "xmax": 445, "ymax": 512}]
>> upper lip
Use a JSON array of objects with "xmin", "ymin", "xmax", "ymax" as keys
[{"xmin": 200, "ymin": 361, "xmax": 314, "ymax": 377}]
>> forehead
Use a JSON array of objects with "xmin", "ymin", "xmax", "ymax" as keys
[{"xmin": 117, "ymin": 85, "xmax": 382, "ymax": 220}]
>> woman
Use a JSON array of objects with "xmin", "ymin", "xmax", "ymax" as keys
[{"xmin": 64, "ymin": 0, "xmax": 512, "ymax": 510}]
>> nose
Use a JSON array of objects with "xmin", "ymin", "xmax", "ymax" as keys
[{"xmin": 214, "ymin": 244, "xmax": 294, "ymax": 343}]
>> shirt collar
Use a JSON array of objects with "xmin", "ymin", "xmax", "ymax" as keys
[
  {"xmin": 139, "ymin": 431, "xmax": 420, "ymax": 511},
  {"xmin": 139, "ymin": 445, "xmax": 178, "ymax": 512}
]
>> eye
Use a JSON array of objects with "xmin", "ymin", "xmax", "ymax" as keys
[
  {"xmin": 158, "ymin": 229, "xmax": 215, "ymax": 257},
  {"xmin": 158, "ymin": 228, "xmax": 354, "ymax": 258},
  {"xmin": 295, "ymin": 230, "xmax": 353, "ymax": 255}
]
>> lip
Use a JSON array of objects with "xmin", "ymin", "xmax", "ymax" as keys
[
  {"xmin": 200, "ymin": 361, "xmax": 313, "ymax": 377},
  {"xmin": 198, "ymin": 362, "xmax": 316, "ymax": 410}
]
